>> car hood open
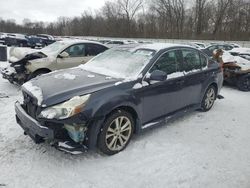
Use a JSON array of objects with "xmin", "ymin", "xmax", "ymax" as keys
[{"xmin": 22, "ymin": 68, "xmax": 121, "ymax": 107}]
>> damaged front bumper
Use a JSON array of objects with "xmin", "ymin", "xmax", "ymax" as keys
[
  {"xmin": 15, "ymin": 101, "xmax": 88, "ymax": 154},
  {"xmin": 1, "ymin": 67, "xmax": 26, "ymax": 84},
  {"xmin": 1, "ymin": 67, "xmax": 16, "ymax": 83},
  {"xmin": 15, "ymin": 101, "xmax": 54, "ymax": 143}
]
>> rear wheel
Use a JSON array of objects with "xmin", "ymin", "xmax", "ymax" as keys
[
  {"xmin": 200, "ymin": 85, "xmax": 217, "ymax": 112},
  {"xmin": 237, "ymin": 75, "xmax": 250, "ymax": 91},
  {"xmin": 98, "ymin": 110, "xmax": 134, "ymax": 155}
]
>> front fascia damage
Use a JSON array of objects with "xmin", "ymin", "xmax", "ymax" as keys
[
  {"xmin": 1, "ymin": 52, "xmax": 47, "ymax": 84},
  {"xmin": 15, "ymin": 99, "xmax": 92, "ymax": 154},
  {"xmin": 223, "ymin": 62, "xmax": 250, "ymax": 90}
]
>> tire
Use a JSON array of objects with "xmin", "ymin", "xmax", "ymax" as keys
[
  {"xmin": 237, "ymin": 75, "xmax": 250, "ymax": 91},
  {"xmin": 200, "ymin": 85, "xmax": 217, "ymax": 112},
  {"xmin": 98, "ymin": 110, "xmax": 134, "ymax": 155},
  {"xmin": 27, "ymin": 70, "xmax": 50, "ymax": 81}
]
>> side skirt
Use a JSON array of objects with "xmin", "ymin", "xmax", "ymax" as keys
[{"xmin": 140, "ymin": 104, "xmax": 200, "ymax": 131}]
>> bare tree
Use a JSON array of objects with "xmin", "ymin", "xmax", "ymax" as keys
[
  {"xmin": 117, "ymin": 0, "xmax": 143, "ymax": 36},
  {"xmin": 194, "ymin": 0, "xmax": 208, "ymax": 36},
  {"xmin": 0, "ymin": 0, "xmax": 249, "ymax": 40},
  {"xmin": 212, "ymin": 0, "xmax": 232, "ymax": 38}
]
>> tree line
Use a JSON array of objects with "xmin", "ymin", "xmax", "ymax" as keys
[{"xmin": 0, "ymin": 0, "xmax": 250, "ymax": 40}]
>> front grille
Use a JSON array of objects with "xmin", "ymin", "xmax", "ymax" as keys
[{"xmin": 23, "ymin": 91, "xmax": 38, "ymax": 119}]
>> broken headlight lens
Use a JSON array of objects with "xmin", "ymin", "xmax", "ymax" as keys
[{"xmin": 39, "ymin": 94, "xmax": 90, "ymax": 120}]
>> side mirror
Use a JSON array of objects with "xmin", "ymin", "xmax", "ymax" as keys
[
  {"xmin": 150, "ymin": 70, "xmax": 167, "ymax": 82},
  {"xmin": 58, "ymin": 51, "xmax": 69, "ymax": 58}
]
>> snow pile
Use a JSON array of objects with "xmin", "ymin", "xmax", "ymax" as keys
[
  {"xmin": 54, "ymin": 73, "xmax": 76, "ymax": 80},
  {"xmin": 22, "ymin": 81, "xmax": 43, "ymax": 105}
]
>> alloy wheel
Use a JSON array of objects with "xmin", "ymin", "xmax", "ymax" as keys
[
  {"xmin": 105, "ymin": 116, "xmax": 132, "ymax": 151},
  {"xmin": 204, "ymin": 88, "xmax": 216, "ymax": 109}
]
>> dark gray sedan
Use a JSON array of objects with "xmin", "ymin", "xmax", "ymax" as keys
[{"xmin": 15, "ymin": 43, "xmax": 223, "ymax": 155}]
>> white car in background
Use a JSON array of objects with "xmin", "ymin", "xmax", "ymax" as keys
[
  {"xmin": 229, "ymin": 48, "xmax": 250, "ymax": 61},
  {"xmin": 105, "ymin": 40, "xmax": 138, "ymax": 48},
  {"xmin": 190, "ymin": 42, "xmax": 206, "ymax": 49},
  {"xmin": 1, "ymin": 40, "xmax": 108, "ymax": 84}
]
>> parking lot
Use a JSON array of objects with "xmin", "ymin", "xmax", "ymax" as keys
[{"xmin": 0, "ymin": 70, "xmax": 249, "ymax": 188}]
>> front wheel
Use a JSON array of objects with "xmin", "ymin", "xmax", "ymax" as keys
[
  {"xmin": 200, "ymin": 85, "xmax": 217, "ymax": 112},
  {"xmin": 98, "ymin": 110, "xmax": 134, "ymax": 155}
]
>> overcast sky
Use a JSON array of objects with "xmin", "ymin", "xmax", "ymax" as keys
[{"xmin": 0, "ymin": 0, "xmax": 107, "ymax": 24}]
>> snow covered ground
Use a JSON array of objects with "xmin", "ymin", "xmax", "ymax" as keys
[
  {"xmin": 0, "ymin": 43, "xmax": 250, "ymax": 188},
  {"xmin": 0, "ymin": 61, "xmax": 250, "ymax": 188}
]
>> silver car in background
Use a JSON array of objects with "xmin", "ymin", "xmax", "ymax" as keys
[{"xmin": 1, "ymin": 40, "xmax": 108, "ymax": 84}]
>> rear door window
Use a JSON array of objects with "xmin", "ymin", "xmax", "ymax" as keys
[{"xmin": 86, "ymin": 43, "xmax": 107, "ymax": 56}]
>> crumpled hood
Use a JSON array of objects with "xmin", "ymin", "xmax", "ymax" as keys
[
  {"xmin": 223, "ymin": 52, "xmax": 250, "ymax": 70},
  {"xmin": 234, "ymin": 57, "xmax": 250, "ymax": 70},
  {"xmin": 22, "ymin": 68, "xmax": 121, "ymax": 107},
  {"xmin": 9, "ymin": 47, "xmax": 39, "ymax": 63}
]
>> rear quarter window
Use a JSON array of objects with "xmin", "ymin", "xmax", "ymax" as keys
[{"xmin": 86, "ymin": 44, "xmax": 108, "ymax": 56}]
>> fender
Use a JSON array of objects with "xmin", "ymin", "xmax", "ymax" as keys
[{"xmin": 84, "ymin": 88, "xmax": 143, "ymax": 149}]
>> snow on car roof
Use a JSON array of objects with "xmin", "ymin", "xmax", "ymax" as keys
[
  {"xmin": 115, "ymin": 43, "xmax": 191, "ymax": 52},
  {"xmin": 58, "ymin": 39, "xmax": 108, "ymax": 47},
  {"xmin": 229, "ymin": 48, "xmax": 250, "ymax": 54}
]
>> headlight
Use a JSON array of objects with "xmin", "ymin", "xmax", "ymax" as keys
[{"xmin": 39, "ymin": 94, "xmax": 90, "ymax": 120}]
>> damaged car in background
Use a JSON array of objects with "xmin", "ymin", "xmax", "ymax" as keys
[
  {"xmin": 229, "ymin": 47, "xmax": 250, "ymax": 61},
  {"xmin": 222, "ymin": 51, "xmax": 250, "ymax": 91},
  {"xmin": 1, "ymin": 40, "xmax": 108, "ymax": 84},
  {"xmin": 15, "ymin": 43, "xmax": 223, "ymax": 155}
]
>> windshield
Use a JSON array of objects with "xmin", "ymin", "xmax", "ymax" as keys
[
  {"xmin": 80, "ymin": 48, "xmax": 154, "ymax": 78},
  {"xmin": 41, "ymin": 41, "xmax": 66, "ymax": 54}
]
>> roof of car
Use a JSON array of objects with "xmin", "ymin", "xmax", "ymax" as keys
[
  {"xmin": 57, "ymin": 39, "xmax": 108, "ymax": 47},
  {"xmin": 115, "ymin": 43, "xmax": 193, "ymax": 52}
]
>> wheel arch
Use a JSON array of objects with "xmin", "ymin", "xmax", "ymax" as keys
[
  {"xmin": 104, "ymin": 105, "xmax": 140, "ymax": 134},
  {"xmin": 32, "ymin": 68, "xmax": 52, "ymax": 74},
  {"xmin": 209, "ymin": 82, "xmax": 218, "ymax": 95},
  {"xmin": 200, "ymin": 82, "xmax": 218, "ymax": 106},
  {"xmin": 86, "ymin": 104, "xmax": 141, "ymax": 150},
  {"xmin": 27, "ymin": 68, "xmax": 52, "ymax": 81}
]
